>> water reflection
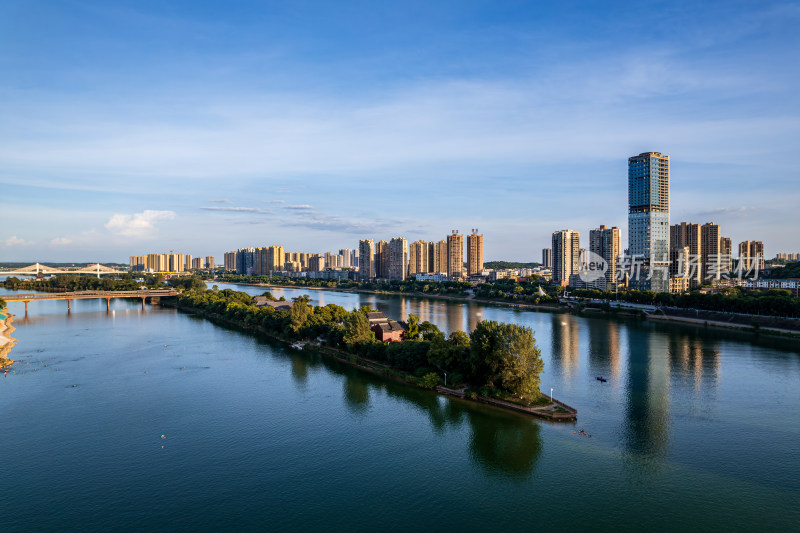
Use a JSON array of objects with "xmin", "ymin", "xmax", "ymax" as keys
[
  {"xmin": 342, "ymin": 369, "xmax": 371, "ymax": 415},
  {"xmin": 466, "ymin": 409, "xmax": 542, "ymax": 480},
  {"xmin": 551, "ymin": 314, "xmax": 580, "ymax": 378},
  {"xmin": 290, "ymin": 353, "xmax": 309, "ymax": 387},
  {"xmin": 667, "ymin": 333, "xmax": 720, "ymax": 392},
  {"xmin": 623, "ymin": 328, "xmax": 671, "ymax": 469},
  {"xmin": 586, "ymin": 318, "xmax": 621, "ymax": 381}
]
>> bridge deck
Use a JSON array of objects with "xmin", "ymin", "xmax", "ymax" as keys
[{"xmin": 2, "ymin": 290, "xmax": 179, "ymax": 301}]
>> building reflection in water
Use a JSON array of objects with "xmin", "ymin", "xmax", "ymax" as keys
[
  {"xmin": 466, "ymin": 303, "xmax": 482, "ymax": 333},
  {"xmin": 623, "ymin": 327, "xmax": 671, "ymax": 471},
  {"xmin": 586, "ymin": 318, "xmax": 621, "ymax": 381},
  {"xmin": 667, "ymin": 333, "xmax": 720, "ymax": 392},
  {"xmin": 550, "ymin": 314, "xmax": 580, "ymax": 379}
]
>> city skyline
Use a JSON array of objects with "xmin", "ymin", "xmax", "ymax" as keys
[{"xmin": 2, "ymin": 1, "xmax": 799, "ymax": 262}]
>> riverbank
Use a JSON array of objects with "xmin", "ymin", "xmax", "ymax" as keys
[
  {"xmin": 0, "ymin": 309, "xmax": 17, "ymax": 368},
  {"xmin": 230, "ymin": 281, "xmax": 800, "ymax": 339},
  {"xmin": 166, "ymin": 299, "xmax": 577, "ymax": 422}
]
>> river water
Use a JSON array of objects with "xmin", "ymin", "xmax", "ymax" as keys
[{"xmin": 1, "ymin": 282, "xmax": 798, "ymax": 531}]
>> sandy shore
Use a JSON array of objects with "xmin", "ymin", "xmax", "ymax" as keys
[{"xmin": 0, "ymin": 310, "xmax": 17, "ymax": 367}]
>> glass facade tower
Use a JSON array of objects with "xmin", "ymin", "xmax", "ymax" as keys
[{"xmin": 628, "ymin": 152, "xmax": 670, "ymax": 292}]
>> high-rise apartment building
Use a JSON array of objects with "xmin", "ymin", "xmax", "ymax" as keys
[
  {"xmin": 589, "ymin": 225, "xmax": 620, "ymax": 288},
  {"xmin": 339, "ymin": 249, "xmax": 352, "ymax": 268},
  {"xmin": 738, "ymin": 240, "xmax": 765, "ymax": 272},
  {"xmin": 358, "ymin": 240, "xmax": 375, "ymax": 279},
  {"xmin": 388, "ymin": 237, "xmax": 408, "ymax": 281},
  {"xmin": 308, "ymin": 254, "xmax": 324, "ymax": 272},
  {"xmin": 408, "ymin": 240, "xmax": 429, "ymax": 276},
  {"xmin": 428, "ymin": 240, "xmax": 447, "ymax": 273},
  {"xmin": 628, "ymin": 152, "xmax": 670, "ymax": 292},
  {"xmin": 542, "ymin": 248, "xmax": 552, "ymax": 269},
  {"xmin": 720, "ymin": 237, "xmax": 732, "ymax": 273},
  {"xmin": 185, "ymin": 254, "xmax": 193, "ymax": 271},
  {"xmin": 205, "ymin": 256, "xmax": 215, "ymax": 270},
  {"xmin": 375, "ymin": 240, "xmax": 390, "ymax": 279},
  {"xmin": 552, "ymin": 229, "xmax": 580, "ymax": 285},
  {"xmin": 224, "ymin": 251, "xmax": 237, "ymax": 270},
  {"xmin": 701, "ymin": 222, "xmax": 721, "ymax": 282},
  {"xmin": 670, "ymin": 222, "xmax": 702, "ymax": 288},
  {"xmin": 446, "ymin": 230, "xmax": 463, "ymax": 279},
  {"xmin": 192, "ymin": 257, "xmax": 202, "ymax": 270},
  {"xmin": 466, "ymin": 229, "xmax": 484, "ymax": 276},
  {"xmin": 236, "ymin": 248, "xmax": 256, "ymax": 275}
]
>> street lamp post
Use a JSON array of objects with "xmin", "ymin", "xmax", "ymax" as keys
[{"xmin": 550, "ymin": 387, "xmax": 553, "ymax": 402}]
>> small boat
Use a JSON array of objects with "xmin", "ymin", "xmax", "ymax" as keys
[{"xmin": 595, "ymin": 376, "xmax": 607, "ymax": 382}]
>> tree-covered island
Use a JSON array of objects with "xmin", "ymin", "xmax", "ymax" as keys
[{"xmin": 177, "ymin": 287, "xmax": 553, "ymax": 410}]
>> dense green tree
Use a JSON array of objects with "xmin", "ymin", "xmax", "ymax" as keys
[
  {"xmin": 343, "ymin": 310, "xmax": 374, "ymax": 345},
  {"xmin": 405, "ymin": 313, "xmax": 420, "ymax": 340},
  {"xmin": 469, "ymin": 320, "xmax": 544, "ymax": 402},
  {"xmin": 289, "ymin": 299, "xmax": 312, "ymax": 336}
]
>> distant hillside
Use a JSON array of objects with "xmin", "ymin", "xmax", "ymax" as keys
[
  {"xmin": 484, "ymin": 261, "xmax": 541, "ymax": 270},
  {"xmin": 768, "ymin": 261, "xmax": 800, "ymax": 279}
]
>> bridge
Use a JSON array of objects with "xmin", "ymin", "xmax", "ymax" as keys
[
  {"xmin": 0, "ymin": 263, "xmax": 125, "ymax": 277},
  {"xmin": 2, "ymin": 290, "xmax": 179, "ymax": 314}
]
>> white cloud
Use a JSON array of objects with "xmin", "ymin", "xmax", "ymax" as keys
[
  {"xmin": 50, "ymin": 237, "xmax": 73, "ymax": 246},
  {"xmin": 4, "ymin": 235, "xmax": 31, "ymax": 246},
  {"xmin": 284, "ymin": 204, "xmax": 314, "ymax": 211},
  {"xmin": 104, "ymin": 210, "xmax": 176, "ymax": 238}
]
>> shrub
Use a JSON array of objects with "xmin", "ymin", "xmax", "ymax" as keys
[{"xmin": 420, "ymin": 372, "xmax": 440, "ymax": 389}]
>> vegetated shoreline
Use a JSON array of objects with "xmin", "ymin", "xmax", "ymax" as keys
[
  {"xmin": 0, "ymin": 310, "xmax": 17, "ymax": 368},
  {"xmin": 218, "ymin": 281, "xmax": 800, "ymax": 340},
  {"xmin": 164, "ymin": 299, "xmax": 577, "ymax": 422}
]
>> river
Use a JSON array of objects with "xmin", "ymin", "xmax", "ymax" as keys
[{"xmin": 1, "ymin": 282, "xmax": 798, "ymax": 531}]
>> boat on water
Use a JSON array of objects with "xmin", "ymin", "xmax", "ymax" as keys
[
  {"xmin": 595, "ymin": 376, "xmax": 607, "ymax": 382},
  {"xmin": 291, "ymin": 342, "xmax": 307, "ymax": 350}
]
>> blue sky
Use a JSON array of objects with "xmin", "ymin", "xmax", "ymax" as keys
[{"xmin": 1, "ymin": 0, "xmax": 798, "ymax": 263}]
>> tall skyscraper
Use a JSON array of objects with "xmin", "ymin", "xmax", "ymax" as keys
[
  {"xmin": 388, "ymin": 237, "xmax": 408, "ymax": 280},
  {"xmin": 358, "ymin": 240, "xmax": 375, "ymax": 279},
  {"xmin": 589, "ymin": 225, "xmax": 620, "ymax": 288},
  {"xmin": 408, "ymin": 240, "xmax": 429, "ymax": 276},
  {"xmin": 446, "ymin": 230, "xmax": 463, "ymax": 279},
  {"xmin": 628, "ymin": 152, "xmax": 670, "ymax": 292},
  {"xmin": 738, "ymin": 240, "xmax": 765, "ymax": 272},
  {"xmin": 670, "ymin": 222, "xmax": 702, "ymax": 288},
  {"xmin": 542, "ymin": 248, "xmax": 552, "ymax": 269},
  {"xmin": 701, "ymin": 222, "xmax": 721, "ymax": 282},
  {"xmin": 429, "ymin": 240, "xmax": 448, "ymax": 273},
  {"xmin": 552, "ymin": 229, "xmax": 580, "ymax": 285},
  {"xmin": 339, "ymin": 248, "xmax": 352, "ymax": 268},
  {"xmin": 205, "ymin": 256, "xmax": 215, "ymax": 269},
  {"xmin": 720, "ymin": 237, "xmax": 732, "ymax": 273},
  {"xmin": 466, "ymin": 229, "xmax": 484, "ymax": 276},
  {"xmin": 375, "ymin": 240, "xmax": 390, "ymax": 278}
]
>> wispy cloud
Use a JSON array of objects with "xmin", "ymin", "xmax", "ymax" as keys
[
  {"xmin": 280, "ymin": 205, "xmax": 401, "ymax": 234},
  {"xmin": 264, "ymin": 199, "xmax": 285, "ymax": 204},
  {"xmin": 201, "ymin": 206, "xmax": 273, "ymax": 214},
  {"xmin": 693, "ymin": 206, "xmax": 759, "ymax": 218},
  {"xmin": 208, "ymin": 199, "xmax": 232, "ymax": 204},
  {"xmin": 104, "ymin": 210, "xmax": 176, "ymax": 238},
  {"xmin": 3, "ymin": 235, "xmax": 32, "ymax": 247},
  {"xmin": 50, "ymin": 237, "xmax": 73, "ymax": 246}
]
